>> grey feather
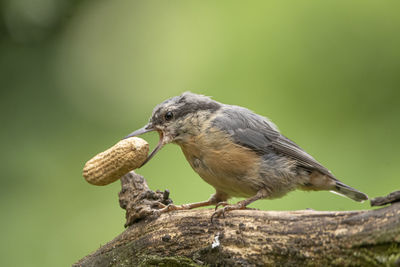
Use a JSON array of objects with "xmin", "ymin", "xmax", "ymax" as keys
[{"xmin": 212, "ymin": 105, "xmax": 334, "ymax": 178}]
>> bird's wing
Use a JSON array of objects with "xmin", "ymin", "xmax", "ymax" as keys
[{"xmin": 212, "ymin": 105, "xmax": 334, "ymax": 178}]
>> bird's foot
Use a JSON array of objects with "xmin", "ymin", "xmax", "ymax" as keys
[
  {"xmin": 154, "ymin": 197, "xmax": 221, "ymax": 216},
  {"xmin": 211, "ymin": 202, "xmax": 247, "ymax": 223},
  {"xmin": 214, "ymin": 201, "xmax": 229, "ymax": 210},
  {"xmin": 157, "ymin": 203, "xmax": 191, "ymax": 213}
]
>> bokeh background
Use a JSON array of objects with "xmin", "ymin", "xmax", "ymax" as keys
[{"xmin": 1, "ymin": 0, "xmax": 399, "ymax": 266}]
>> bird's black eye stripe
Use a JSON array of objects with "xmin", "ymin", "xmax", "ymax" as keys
[{"xmin": 164, "ymin": 111, "xmax": 173, "ymax": 121}]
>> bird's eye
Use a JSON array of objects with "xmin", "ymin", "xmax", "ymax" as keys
[{"xmin": 164, "ymin": 111, "xmax": 173, "ymax": 121}]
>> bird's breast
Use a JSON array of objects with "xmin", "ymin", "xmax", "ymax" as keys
[{"xmin": 178, "ymin": 130, "xmax": 262, "ymax": 197}]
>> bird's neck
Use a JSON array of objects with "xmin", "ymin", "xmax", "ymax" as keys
[{"xmin": 173, "ymin": 112, "xmax": 211, "ymax": 145}]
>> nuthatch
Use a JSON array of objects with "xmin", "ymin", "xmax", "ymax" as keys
[{"xmin": 125, "ymin": 92, "xmax": 368, "ymax": 217}]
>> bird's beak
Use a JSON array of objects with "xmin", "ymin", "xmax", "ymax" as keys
[
  {"xmin": 123, "ymin": 124, "xmax": 165, "ymax": 167},
  {"xmin": 124, "ymin": 125, "xmax": 154, "ymax": 139}
]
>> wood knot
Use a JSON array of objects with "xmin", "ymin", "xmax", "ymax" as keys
[
  {"xmin": 119, "ymin": 171, "xmax": 173, "ymax": 227},
  {"xmin": 162, "ymin": 235, "xmax": 171, "ymax": 242}
]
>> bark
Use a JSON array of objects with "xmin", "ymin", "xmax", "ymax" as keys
[{"xmin": 74, "ymin": 171, "xmax": 400, "ymax": 267}]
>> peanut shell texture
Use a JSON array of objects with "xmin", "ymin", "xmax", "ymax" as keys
[{"xmin": 83, "ymin": 137, "xmax": 149, "ymax": 186}]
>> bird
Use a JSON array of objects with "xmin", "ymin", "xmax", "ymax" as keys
[{"xmin": 124, "ymin": 92, "xmax": 368, "ymax": 218}]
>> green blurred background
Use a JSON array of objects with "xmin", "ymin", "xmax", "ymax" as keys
[{"xmin": 1, "ymin": 0, "xmax": 399, "ymax": 266}]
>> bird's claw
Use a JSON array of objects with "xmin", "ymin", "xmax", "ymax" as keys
[
  {"xmin": 211, "ymin": 202, "xmax": 230, "ymax": 224},
  {"xmin": 152, "ymin": 201, "xmax": 167, "ymax": 209},
  {"xmin": 211, "ymin": 203, "xmax": 246, "ymax": 224},
  {"xmin": 158, "ymin": 204, "xmax": 178, "ymax": 213},
  {"xmin": 158, "ymin": 203, "xmax": 191, "ymax": 213},
  {"xmin": 214, "ymin": 201, "xmax": 229, "ymax": 210},
  {"xmin": 211, "ymin": 208, "xmax": 225, "ymax": 224}
]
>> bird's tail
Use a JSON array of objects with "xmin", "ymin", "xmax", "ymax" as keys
[{"xmin": 331, "ymin": 181, "xmax": 368, "ymax": 202}]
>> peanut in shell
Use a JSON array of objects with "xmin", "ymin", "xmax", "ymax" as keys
[{"xmin": 83, "ymin": 137, "xmax": 149, "ymax": 186}]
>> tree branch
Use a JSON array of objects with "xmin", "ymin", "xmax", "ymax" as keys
[{"xmin": 74, "ymin": 171, "xmax": 400, "ymax": 266}]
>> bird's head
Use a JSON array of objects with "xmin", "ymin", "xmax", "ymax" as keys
[{"xmin": 124, "ymin": 92, "xmax": 221, "ymax": 167}]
